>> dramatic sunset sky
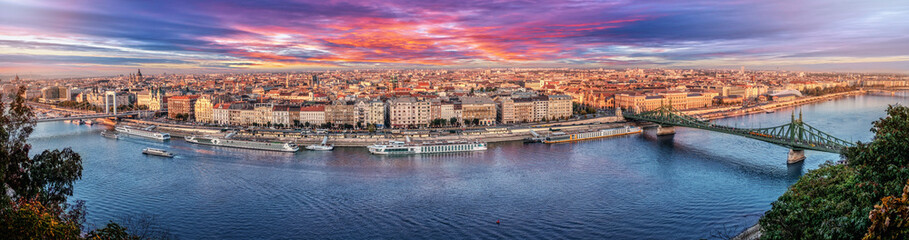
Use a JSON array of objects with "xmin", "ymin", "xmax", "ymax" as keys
[{"xmin": 1, "ymin": 0, "xmax": 907, "ymax": 77}]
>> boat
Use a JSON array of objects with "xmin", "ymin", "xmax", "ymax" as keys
[
  {"xmin": 367, "ymin": 137, "xmax": 487, "ymax": 155},
  {"xmin": 305, "ymin": 136, "xmax": 334, "ymax": 151},
  {"xmin": 100, "ymin": 130, "xmax": 119, "ymax": 139},
  {"xmin": 84, "ymin": 120, "xmax": 94, "ymax": 126},
  {"xmin": 542, "ymin": 126, "xmax": 642, "ymax": 143},
  {"xmin": 142, "ymin": 148, "xmax": 174, "ymax": 158},
  {"xmin": 115, "ymin": 126, "xmax": 170, "ymax": 141},
  {"xmin": 184, "ymin": 135, "xmax": 299, "ymax": 152}
]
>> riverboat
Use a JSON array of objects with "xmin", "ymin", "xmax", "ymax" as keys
[
  {"xmin": 542, "ymin": 126, "xmax": 642, "ymax": 143},
  {"xmin": 142, "ymin": 148, "xmax": 174, "ymax": 158},
  {"xmin": 367, "ymin": 138, "xmax": 487, "ymax": 155},
  {"xmin": 184, "ymin": 135, "xmax": 299, "ymax": 152},
  {"xmin": 115, "ymin": 126, "xmax": 170, "ymax": 140},
  {"xmin": 305, "ymin": 136, "xmax": 334, "ymax": 151},
  {"xmin": 100, "ymin": 130, "xmax": 119, "ymax": 139}
]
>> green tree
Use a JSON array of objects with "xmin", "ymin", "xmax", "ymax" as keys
[
  {"xmin": 449, "ymin": 117, "xmax": 458, "ymax": 126},
  {"xmin": 760, "ymin": 105, "xmax": 909, "ymax": 240}
]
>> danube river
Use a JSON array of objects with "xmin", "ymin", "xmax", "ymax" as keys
[{"xmin": 30, "ymin": 93, "xmax": 906, "ymax": 239}]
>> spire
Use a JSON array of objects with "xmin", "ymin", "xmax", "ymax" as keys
[{"xmin": 14, "ymin": 74, "xmax": 19, "ymax": 82}]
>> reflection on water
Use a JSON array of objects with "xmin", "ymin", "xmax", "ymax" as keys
[{"xmin": 27, "ymin": 94, "xmax": 904, "ymax": 239}]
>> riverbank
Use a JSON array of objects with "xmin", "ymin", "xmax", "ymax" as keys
[
  {"xmin": 108, "ymin": 90, "xmax": 876, "ymax": 147},
  {"xmin": 690, "ymin": 90, "xmax": 867, "ymax": 120}
]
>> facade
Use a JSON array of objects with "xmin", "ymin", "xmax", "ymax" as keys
[
  {"xmin": 615, "ymin": 91, "xmax": 716, "ymax": 112},
  {"xmin": 194, "ymin": 96, "xmax": 213, "ymax": 123},
  {"xmin": 325, "ymin": 101, "xmax": 357, "ymax": 126},
  {"xmin": 495, "ymin": 97, "xmax": 516, "ymax": 124},
  {"xmin": 387, "ymin": 97, "xmax": 430, "ymax": 128},
  {"xmin": 547, "ymin": 95, "xmax": 572, "ymax": 120},
  {"xmin": 167, "ymin": 95, "xmax": 200, "ymax": 120},
  {"xmin": 460, "ymin": 96, "xmax": 496, "ymax": 125},
  {"xmin": 136, "ymin": 88, "xmax": 166, "ymax": 111},
  {"xmin": 513, "ymin": 98, "xmax": 535, "ymax": 123},
  {"xmin": 40, "ymin": 86, "xmax": 69, "ymax": 102},
  {"xmin": 299, "ymin": 105, "xmax": 326, "ymax": 126}
]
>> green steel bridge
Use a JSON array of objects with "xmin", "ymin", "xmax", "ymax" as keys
[{"xmin": 623, "ymin": 106, "xmax": 854, "ymax": 156}]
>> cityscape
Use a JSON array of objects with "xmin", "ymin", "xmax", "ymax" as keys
[{"xmin": 2, "ymin": 0, "xmax": 908, "ymax": 240}]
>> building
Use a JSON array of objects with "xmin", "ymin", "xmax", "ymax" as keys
[
  {"xmin": 194, "ymin": 96, "xmax": 214, "ymax": 123},
  {"xmin": 40, "ymin": 86, "xmax": 69, "ymax": 103},
  {"xmin": 299, "ymin": 105, "xmax": 326, "ymax": 126},
  {"xmin": 460, "ymin": 96, "xmax": 496, "ymax": 125},
  {"xmin": 513, "ymin": 98, "xmax": 535, "ymax": 123},
  {"xmin": 355, "ymin": 100, "xmax": 386, "ymax": 128},
  {"xmin": 495, "ymin": 97, "xmax": 516, "ymax": 124},
  {"xmin": 547, "ymin": 94, "xmax": 572, "ymax": 120},
  {"xmin": 387, "ymin": 97, "xmax": 431, "ymax": 128},
  {"xmin": 137, "ymin": 88, "xmax": 166, "ymax": 111},
  {"xmin": 167, "ymin": 95, "xmax": 200, "ymax": 120},
  {"xmin": 325, "ymin": 101, "xmax": 357, "ymax": 126}
]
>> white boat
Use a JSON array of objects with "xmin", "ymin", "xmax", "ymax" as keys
[
  {"xmin": 184, "ymin": 135, "xmax": 299, "ymax": 152},
  {"xmin": 306, "ymin": 136, "xmax": 334, "ymax": 151},
  {"xmin": 100, "ymin": 130, "xmax": 119, "ymax": 139},
  {"xmin": 116, "ymin": 126, "xmax": 170, "ymax": 141},
  {"xmin": 367, "ymin": 138, "xmax": 487, "ymax": 155},
  {"xmin": 142, "ymin": 148, "xmax": 174, "ymax": 158},
  {"xmin": 542, "ymin": 126, "xmax": 642, "ymax": 143}
]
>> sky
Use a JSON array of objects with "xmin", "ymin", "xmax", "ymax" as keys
[{"xmin": 1, "ymin": 0, "xmax": 908, "ymax": 77}]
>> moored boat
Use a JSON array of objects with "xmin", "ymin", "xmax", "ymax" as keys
[
  {"xmin": 367, "ymin": 138, "xmax": 487, "ymax": 155},
  {"xmin": 142, "ymin": 148, "xmax": 174, "ymax": 158},
  {"xmin": 306, "ymin": 136, "xmax": 334, "ymax": 151},
  {"xmin": 184, "ymin": 135, "xmax": 299, "ymax": 152},
  {"xmin": 542, "ymin": 126, "xmax": 642, "ymax": 143}
]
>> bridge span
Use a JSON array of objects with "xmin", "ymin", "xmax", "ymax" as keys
[{"xmin": 623, "ymin": 106, "xmax": 854, "ymax": 164}]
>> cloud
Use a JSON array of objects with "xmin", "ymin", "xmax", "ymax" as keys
[{"xmin": 1, "ymin": 0, "xmax": 908, "ymax": 75}]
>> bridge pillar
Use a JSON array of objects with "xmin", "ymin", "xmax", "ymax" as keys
[
  {"xmin": 656, "ymin": 125, "xmax": 676, "ymax": 136},
  {"xmin": 788, "ymin": 149, "xmax": 806, "ymax": 164}
]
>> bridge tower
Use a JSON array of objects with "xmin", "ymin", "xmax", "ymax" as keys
[
  {"xmin": 104, "ymin": 91, "xmax": 117, "ymax": 115},
  {"xmin": 787, "ymin": 110, "xmax": 806, "ymax": 163}
]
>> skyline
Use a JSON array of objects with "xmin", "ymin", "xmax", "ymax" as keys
[{"xmin": 2, "ymin": 0, "xmax": 908, "ymax": 77}]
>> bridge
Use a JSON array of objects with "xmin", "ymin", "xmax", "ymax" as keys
[
  {"xmin": 36, "ymin": 111, "xmax": 153, "ymax": 123},
  {"xmin": 623, "ymin": 106, "xmax": 854, "ymax": 163}
]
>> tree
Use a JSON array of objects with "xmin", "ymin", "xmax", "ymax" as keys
[
  {"xmin": 760, "ymin": 105, "xmax": 909, "ymax": 240},
  {"xmin": 449, "ymin": 117, "xmax": 458, "ymax": 126},
  {"xmin": 0, "ymin": 86, "xmax": 154, "ymax": 239},
  {"xmin": 863, "ymin": 180, "xmax": 909, "ymax": 240}
]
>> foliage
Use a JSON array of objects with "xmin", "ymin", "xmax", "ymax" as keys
[
  {"xmin": 85, "ymin": 222, "xmax": 138, "ymax": 240},
  {"xmin": 760, "ymin": 105, "xmax": 909, "ymax": 239},
  {"xmin": 0, "ymin": 199, "xmax": 82, "ymax": 240},
  {"xmin": 802, "ymin": 86, "xmax": 857, "ymax": 97},
  {"xmin": 0, "ymin": 86, "xmax": 163, "ymax": 239},
  {"xmin": 863, "ymin": 180, "xmax": 909, "ymax": 240},
  {"xmin": 759, "ymin": 163, "xmax": 871, "ymax": 239}
]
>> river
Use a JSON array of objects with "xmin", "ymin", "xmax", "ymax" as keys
[{"xmin": 28, "ymin": 93, "xmax": 907, "ymax": 239}]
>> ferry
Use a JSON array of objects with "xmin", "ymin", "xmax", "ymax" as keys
[
  {"xmin": 367, "ymin": 138, "xmax": 487, "ymax": 155},
  {"xmin": 142, "ymin": 148, "xmax": 174, "ymax": 158},
  {"xmin": 542, "ymin": 126, "xmax": 642, "ymax": 143},
  {"xmin": 100, "ymin": 130, "xmax": 119, "ymax": 139},
  {"xmin": 184, "ymin": 135, "xmax": 299, "ymax": 152},
  {"xmin": 305, "ymin": 136, "xmax": 334, "ymax": 151},
  {"xmin": 115, "ymin": 126, "xmax": 170, "ymax": 141}
]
